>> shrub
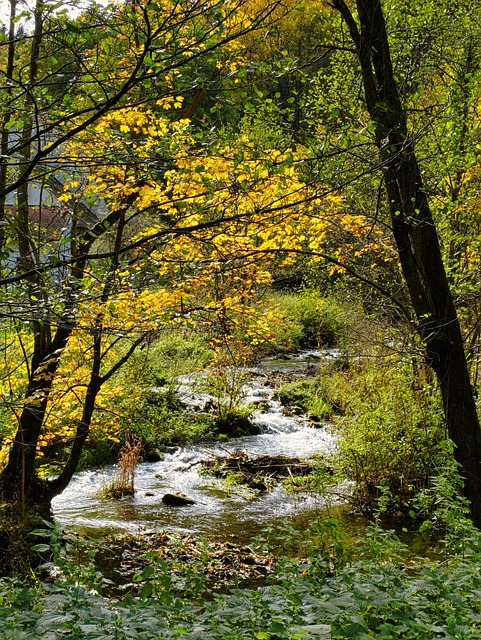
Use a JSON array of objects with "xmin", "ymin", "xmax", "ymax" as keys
[
  {"xmin": 125, "ymin": 332, "xmax": 213, "ymax": 389},
  {"xmin": 114, "ymin": 333, "xmax": 215, "ymax": 455},
  {"xmin": 124, "ymin": 390, "xmax": 214, "ymax": 455},
  {"xmin": 76, "ymin": 434, "xmax": 122, "ymax": 470},
  {"xmin": 276, "ymin": 364, "xmax": 351, "ymax": 421},
  {"xmin": 277, "ymin": 349, "xmax": 446, "ymax": 516},
  {"xmin": 267, "ymin": 291, "xmax": 347, "ymax": 352},
  {"xmin": 336, "ymin": 359, "xmax": 445, "ymax": 514}
]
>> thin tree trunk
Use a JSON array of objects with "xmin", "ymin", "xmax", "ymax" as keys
[
  {"xmin": 0, "ymin": 0, "xmax": 17, "ymax": 257},
  {"xmin": 47, "ymin": 344, "xmax": 102, "ymax": 500}
]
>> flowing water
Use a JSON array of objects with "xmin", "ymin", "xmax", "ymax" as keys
[{"xmin": 52, "ymin": 350, "xmax": 342, "ymax": 542}]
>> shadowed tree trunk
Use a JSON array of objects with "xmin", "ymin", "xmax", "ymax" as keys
[{"xmin": 332, "ymin": 0, "xmax": 481, "ymax": 525}]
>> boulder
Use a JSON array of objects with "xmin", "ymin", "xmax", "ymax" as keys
[{"xmin": 162, "ymin": 493, "xmax": 196, "ymax": 506}]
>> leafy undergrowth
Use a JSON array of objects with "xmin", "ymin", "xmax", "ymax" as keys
[
  {"xmin": 2, "ymin": 543, "xmax": 481, "ymax": 638},
  {"xmin": 3, "ymin": 504, "xmax": 481, "ymax": 640}
]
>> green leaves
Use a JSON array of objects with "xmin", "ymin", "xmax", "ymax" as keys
[
  {"xmin": 30, "ymin": 543, "xmax": 51, "ymax": 553},
  {"xmin": 5, "ymin": 528, "xmax": 481, "ymax": 639},
  {"xmin": 135, "ymin": 564, "xmax": 155, "ymax": 581}
]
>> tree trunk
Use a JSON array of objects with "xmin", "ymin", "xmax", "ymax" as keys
[
  {"xmin": 0, "ymin": 321, "xmax": 74, "ymax": 508},
  {"xmin": 333, "ymin": 0, "xmax": 481, "ymax": 525},
  {"xmin": 0, "ymin": 0, "xmax": 17, "ymax": 257}
]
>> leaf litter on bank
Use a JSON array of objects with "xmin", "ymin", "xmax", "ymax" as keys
[{"xmin": 102, "ymin": 530, "xmax": 273, "ymax": 591}]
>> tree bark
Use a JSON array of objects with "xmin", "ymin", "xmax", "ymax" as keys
[
  {"xmin": 0, "ymin": 0, "xmax": 17, "ymax": 257},
  {"xmin": 0, "ymin": 320, "xmax": 74, "ymax": 507},
  {"xmin": 332, "ymin": 0, "xmax": 481, "ymax": 525}
]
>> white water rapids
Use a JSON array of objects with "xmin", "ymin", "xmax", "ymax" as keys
[{"xmin": 52, "ymin": 351, "xmax": 341, "ymax": 540}]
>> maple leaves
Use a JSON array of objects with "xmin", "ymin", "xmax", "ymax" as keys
[
  {"xmin": 0, "ymin": 98, "xmax": 344, "ymax": 466},
  {"xmin": 58, "ymin": 95, "xmax": 346, "ymax": 310}
]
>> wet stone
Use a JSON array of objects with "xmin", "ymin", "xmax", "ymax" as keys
[{"xmin": 162, "ymin": 493, "xmax": 196, "ymax": 506}]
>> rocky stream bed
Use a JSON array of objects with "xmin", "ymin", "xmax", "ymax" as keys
[{"xmin": 51, "ymin": 350, "xmax": 346, "ymax": 582}]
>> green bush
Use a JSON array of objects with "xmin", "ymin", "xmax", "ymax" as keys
[
  {"xmin": 277, "ymin": 351, "xmax": 446, "ymax": 515},
  {"xmin": 124, "ymin": 390, "xmax": 214, "ymax": 455},
  {"xmin": 211, "ymin": 405, "xmax": 258, "ymax": 438},
  {"xmin": 76, "ymin": 435, "xmax": 122, "ymax": 470},
  {"xmin": 114, "ymin": 334, "xmax": 215, "ymax": 455},
  {"xmin": 125, "ymin": 332, "xmax": 213, "ymax": 389},
  {"xmin": 268, "ymin": 291, "xmax": 347, "ymax": 352},
  {"xmin": 336, "ymin": 360, "xmax": 445, "ymax": 514},
  {"xmin": 276, "ymin": 364, "xmax": 351, "ymax": 421}
]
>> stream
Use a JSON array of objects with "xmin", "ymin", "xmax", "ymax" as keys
[{"xmin": 52, "ymin": 350, "xmax": 342, "ymax": 543}]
